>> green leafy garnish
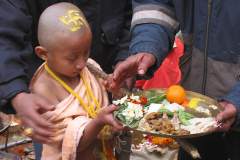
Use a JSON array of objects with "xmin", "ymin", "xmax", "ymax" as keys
[
  {"xmin": 146, "ymin": 94, "xmax": 166, "ymax": 106},
  {"xmin": 178, "ymin": 109, "xmax": 194, "ymax": 125},
  {"xmin": 159, "ymin": 108, "xmax": 174, "ymax": 117}
]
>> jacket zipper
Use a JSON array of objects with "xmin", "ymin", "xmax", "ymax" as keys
[{"xmin": 202, "ymin": 0, "xmax": 212, "ymax": 94}]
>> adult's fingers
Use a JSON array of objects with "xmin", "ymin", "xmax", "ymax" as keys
[
  {"xmin": 125, "ymin": 77, "xmax": 136, "ymax": 89},
  {"xmin": 36, "ymin": 96, "xmax": 55, "ymax": 114},
  {"xmin": 23, "ymin": 117, "xmax": 54, "ymax": 136},
  {"xmin": 21, "ymin": 118, "xmax": 54, "ymax": 143},
  {"xmin": 216, "ymin": 103, "xmax": 237, "ymax": 123},
  {"xmin": 113, "ymin": 56, "xmax": 138, "ymax": 81},
  {"xmin": 27, "ymin": 110, "xmax": 53, "ymax": 128},
  {"xmin": 216, "ymin": 119, "xmax": 235, "ymax": 132}
]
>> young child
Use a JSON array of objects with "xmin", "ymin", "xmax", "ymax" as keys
[{"xmin": 30, "ymin": 2, "xmax": 122, "ymax": 160}]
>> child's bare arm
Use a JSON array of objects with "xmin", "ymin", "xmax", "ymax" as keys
[{"xmin": 77, "ymin": 105, "xmax": 123, "ymax": 152}]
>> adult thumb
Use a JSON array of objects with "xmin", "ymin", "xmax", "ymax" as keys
[
  {"xmin": 137, "ymin": 53, "xmax": 156, "ymax": 75},
  {"xmin": 37, "ymin": 97, "xmax": 55, "ymax": 113}
]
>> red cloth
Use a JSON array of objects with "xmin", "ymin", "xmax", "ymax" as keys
[{"xmin": 135, "ymin": 37, "xmax": 184, "ymax": 89}]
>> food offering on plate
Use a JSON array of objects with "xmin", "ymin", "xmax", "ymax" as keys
[
  {"xmin": 130, "ymin": 131, "xmax": 179, "ymax": 160},
  {"xmin": 132, "ymin": 134, "xmax": 178, "ymax": 154},
  {"xmin": 113, "ymin": 85, "xmax": 221, "ymax": 138}
]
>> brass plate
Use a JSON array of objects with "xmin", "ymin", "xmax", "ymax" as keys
[{"xmin": 118, "ymin": 89, "xmax": 222, "ymax": 139}]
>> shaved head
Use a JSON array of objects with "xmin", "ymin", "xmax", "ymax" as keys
[{"xmin": 38, "ymin": 2, "xmax": 91, "ymax": 50}]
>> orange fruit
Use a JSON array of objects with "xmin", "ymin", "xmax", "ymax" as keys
[{"xmin": 166, "ymin": 85, "xmax": 186, "ymax": 104}]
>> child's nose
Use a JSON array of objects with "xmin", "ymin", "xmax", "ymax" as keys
[{"xmin": 76, "ymin": 64, "xmax": 82, "ymax": 70}]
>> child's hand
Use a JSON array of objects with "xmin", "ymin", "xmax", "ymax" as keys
[{"xmin": 96, "ymin": 105, "xmax": 123, "ymax": 131}]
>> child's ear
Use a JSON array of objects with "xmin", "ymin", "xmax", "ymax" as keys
[{"xmin": 35, "ymin": 46, "xmax": 48, "ymax": 61}]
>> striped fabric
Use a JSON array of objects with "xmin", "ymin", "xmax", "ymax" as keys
[{"xmin": 131, "ymin": 4, "xmax": 179, "ymax": 31}]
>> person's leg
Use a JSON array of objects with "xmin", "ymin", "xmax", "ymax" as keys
[
  {"xmin": 224, "ymin": 131, "xmax": 240, "ymax": 160},
  {"xmin": 33, "ymin": 142, "xmax": 42, "ymax": 160},
  {"xmin": 115, "ymin": 131, "xmax": 132, "ymax": 160},
  {"xmin": 178, "ymin": 133, "xmax": 228, "ymax": 160}
]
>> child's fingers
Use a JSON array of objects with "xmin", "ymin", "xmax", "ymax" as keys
[
  {"xmin": 105, "ymin": 105, "xmax": 119, "ymax": 113},
  {"xmin": 111, "ymin": 120, "xmax": 124, "ymax": 131}
]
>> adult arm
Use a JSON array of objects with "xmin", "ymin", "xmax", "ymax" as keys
[
  {"xmin": 0, "ymin": 0, "xmax": 31, "ymax": 103},
  {"xmin": 0, "ymin": 1, "xmax": 54, "ymax": 143},
  {"xmin": 113, "ymin": 0, "xmax": 179, "ymax": 86}
]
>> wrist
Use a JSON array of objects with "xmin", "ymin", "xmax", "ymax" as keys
[
  {"xmin": 11, "ymin": 92, "xmax": 28, "ymax": 108},
  {"xmin": 92, "ymin": 117, "xmax": 105, "ymax": 128}
]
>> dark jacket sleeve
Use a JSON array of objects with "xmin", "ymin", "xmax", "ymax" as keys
[
  {"xmin": 0, "ymin": 0, "xmax": 33, "ymax": 106},
  {"xmin": 130, "ymin": 0, "xmax": 179, "ymax": 75}
]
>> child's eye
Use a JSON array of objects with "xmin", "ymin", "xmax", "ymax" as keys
[
  {"xmin": 67, "ymin": 58, "xmax": 74, "ymax": 62},
  {"xmin": 67, "ymin": 57, "xmax": 76, "ymax": 61}
]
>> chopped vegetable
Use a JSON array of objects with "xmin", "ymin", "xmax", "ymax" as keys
[
  {"xmin": 159, "ymin": 108, "xmax": 174, "ymax": 117},
  {"xmin": 178, "ymin": 110, "xmax": 194, "ymax": 125},
  {"xmin": 140, "ymin": 96, "xmax": 148, "ymax": 105},
  {"xmin": 146, "ymin": 94, "xmax": 166, "ymax": 105},
  {"xmin": 188, "ymin": 98, "xmax": 204, "ymax": 109},
  {"xmin": 150, "ymin": 137, "xmax": 174, "ymax": 145}
]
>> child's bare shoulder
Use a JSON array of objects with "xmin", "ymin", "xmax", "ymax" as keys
[{"xmin": 31, "ymin": 71, "xmax": 59, "ymax": 104}]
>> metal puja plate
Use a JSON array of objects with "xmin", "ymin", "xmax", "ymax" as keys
[
  {"xmin": 116, "ymin": 89, "xmax": 222, "ymax": 139},
  {"xmin": 0, "ymin": 122, "xmax": 10, "ymax": 134},
  {"xmin": 0, "ymin": 115, "xmax": 10, "ymax": 134}
]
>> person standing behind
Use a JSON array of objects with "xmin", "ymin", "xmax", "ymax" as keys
[
  {"xmin": 112, "ymin": 1, "xmax": 240, "ymax": 160},
  {"xmin": 74, "ymin": 0, "xmax": 132, "ymax": 74},
  {"xmin": 0, "ymin": 0, "xmax": 61, "ymax": 143}
]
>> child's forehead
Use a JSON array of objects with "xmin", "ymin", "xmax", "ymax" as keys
[{"xmin": 54, "ymin": 30, "xmax": 91, "ymax": 51}]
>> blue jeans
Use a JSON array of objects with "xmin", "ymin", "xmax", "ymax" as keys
[{"xmin": 33, "ymin": 142, "xmax": 42, "ymax": 160}]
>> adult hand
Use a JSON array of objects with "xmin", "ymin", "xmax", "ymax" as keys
[
  {"xmin": 216, "ymin": 101, "xmax": 237, "ymax": 132},
  {"xmin": 104, "ymin": 73, "xmax": 136, "ymax": 98},
  {"xmin": 12, "ymin": 92, "xmax": 55, "ymax": 143},
  {"xmin": 112, "ymin": 52, "xmax": 156, "ymax": 89},
  {"xmin": 103, "ymin": 74, "xmax": 123, "ymax": 98}
]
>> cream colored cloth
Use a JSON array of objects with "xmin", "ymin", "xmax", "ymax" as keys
[
  {"xmin": 130, "ymin": 148, "xmax": 178, "ymax": 160},
  {"xmin": 31, "ymin": 59, "xmax": 109, "ymax": 160}
]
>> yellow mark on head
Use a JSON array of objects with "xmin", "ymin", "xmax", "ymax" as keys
[{"xmin": 59, "ymin": 10, "xmax": 86, "ymax": 32}]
